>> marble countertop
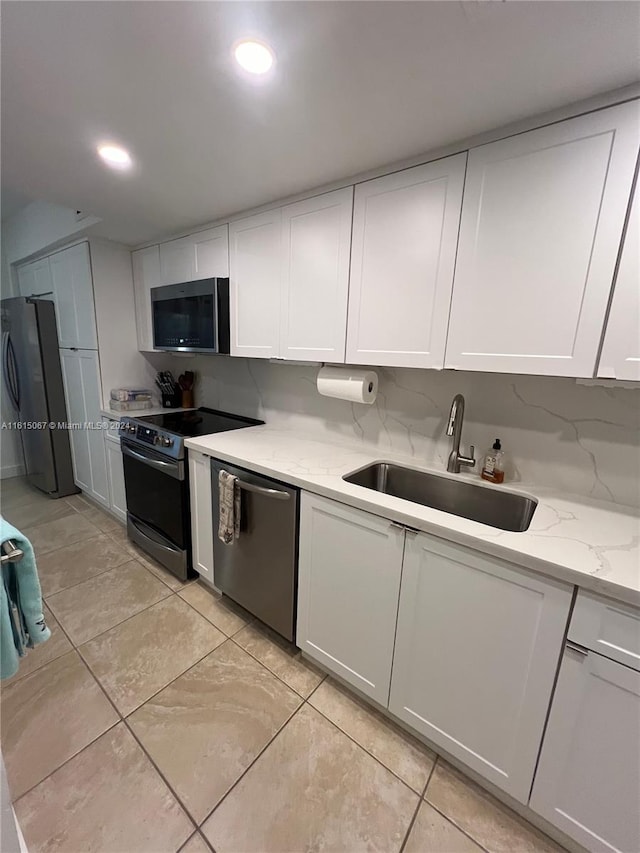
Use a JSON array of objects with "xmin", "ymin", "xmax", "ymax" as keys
[{"xmin": 185, "ymin": 425, "xmax": 640, "ymax": 608}]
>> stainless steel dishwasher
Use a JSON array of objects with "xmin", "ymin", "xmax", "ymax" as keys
[{"xmin": 211, "ymin": 458, "xmax": 299, "ymax": 642}]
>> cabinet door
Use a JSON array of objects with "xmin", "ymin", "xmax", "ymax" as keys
[
  {"xmin": 598, "ymin": 181, "xmax": 640, "ymax": 380},
  {"xmin": 389, "ymin": 533, "xmax": 572, "ymax": 802},
  {"xmin": 445, "ymin": 101, "xmax": 639, "ymax": 377},
  {"xmin": 160, "ymin": 225, "xmax": 229, "ymax": 285},
  {"xmin": 280, "ymin": 188, "xmax": 353, "ymax": 362},
  {"xmin": 59, "ymin": 349, "xmax": 91, "ymax": 493},
  {"xmin": 159, "ymin": 236, "xmax": 193, "ymax": 285},
  {"xmin": 59, "ymin": 349, "xmax": 109, "ymax": 506},
  {"xmin": 193, "ymin": 225, "xmax": 229, "ymax": 278},
  {"xmin": 530, "ymin": 649, "xmax": 640, "ymax": 853},
  {"xmin": 297, "ymin": 493, "xmax": 405, "ymax": 705},
  {"xmin": 188, "ymin": 449, "xmax": 214, "ymax": 583},
  {"xmin": 17, "ymin": 258, "xmax": 52, "ymax": 299},
  {"xmin": 229, "ymin": 210, "xmax": 282, "ymax": 359},
  {"xmin": 346, "ymin": 154, "xmax": 466, "ymax": 368},
  {"xmin": 132, "ymin": 245, "xmax": 160, "ymax": 352},
  {"xmin": 105, "ymin": 432, "xmax": 126, "ymax": 523},
  {"xmin": 50, "ymin": 243, "xmax": 97, "ymax": 349}
]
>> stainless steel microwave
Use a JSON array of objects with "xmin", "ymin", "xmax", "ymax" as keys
[{"xmin": 151, "ymin": 278, "xmax": 230, "ymax": 353}]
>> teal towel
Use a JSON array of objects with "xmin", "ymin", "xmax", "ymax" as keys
[{"xmin": 1, "ymin": 517, "xmax": 50, "ymax": 680}]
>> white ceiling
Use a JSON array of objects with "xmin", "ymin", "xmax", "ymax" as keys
[{"xmin": 2, "ymin": 1, "xmax": 639, "ymax": 246}]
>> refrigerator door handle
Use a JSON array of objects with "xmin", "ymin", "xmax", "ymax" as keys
[{"xmin": 2, "ymin": 331, "xmax": 20, "ymax": 411}]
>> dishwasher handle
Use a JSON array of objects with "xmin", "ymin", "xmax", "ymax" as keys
[{"xmin": 237, "ymin": 479, "xmax": 291, "ymax": 501}]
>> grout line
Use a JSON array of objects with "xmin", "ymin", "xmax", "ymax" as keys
[
  {"xmin": 398, "ymin": 795, "xmax": 424, "ymax": 852},
  {"xmin": 176, "ymin": 832, "xmax": 197, "ymax": 853},
  {"xmin": 55, "ymin": 547, "xmax": 226, "ymax": 647},
  {"xmin": 196, "ymin": 700, "xmax": 303, "ymax": 830},
  {"xmin": 123, "ymin": 717, "xmax": 198, "ymax": 833},
  {"xmin": 64, "ymin": 588, "xmax": 180, "ymax": 650},
  {"xmin": 422, "ymin": 759, "xmax": 491, "ymax": 853},
  {"xmin": 23, "ymin": 604, "xmax": 199, "ymax": 836},
  {"xmin": 79, "ymin": 627, "xmax": 226, "ymax": 721},
  {"xmin": 42, "ymin": 554, "xmax": 156, "ymax": 603},
  {"xmin": 304, "ymin": 672, "xmax": 328, "ymax": 701},
  {"xmin": 227, "ymin": 633, "xmax": 321, "ymax": 700},
  {"xmin": 398, "ymin": 757, "xmax": 439, "ymax": 853},
  {"xmin": 9, "ymin": 638, "xmax": 124, "ymax": 805},
  {"xmin": 420, "ymin": 797, "xmax": 490, "ymax": 853},
  {"xmin": 11, "ymin": 715, "xmax": 123, "ymax": 805},
  {"xmin": 306, "ymin": 694, "xmax": 430, "ymax": 798},
  {"xmin": 197, "ymin": 828, "xmax": 216, "ymax": 852},
  {"xmin": 50, "ymin": 586, "xmax": 174, "ymax": 648}
]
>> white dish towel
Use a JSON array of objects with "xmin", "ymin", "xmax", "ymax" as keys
[{"xmin": 218, "ymin": 470, "xmax": 240, "ymax": 544}]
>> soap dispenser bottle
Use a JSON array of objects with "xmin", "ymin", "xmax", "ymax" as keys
[{"xmin": 481, "ymin": 439, "xmax": 505, "ymax": 484}]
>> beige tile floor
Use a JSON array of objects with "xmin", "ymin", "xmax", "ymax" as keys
[{"xmin": 1, "ymin": 477, "xmax": 566, "ymax": 853}]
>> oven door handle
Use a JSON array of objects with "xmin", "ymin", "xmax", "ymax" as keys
[
  {"xmin": 237, "ymin": 479, "xmax": 291, "ymax": 501},
  {"xmin": 121, "ymin": 443, "xmax": 183, "ymax": 479}
]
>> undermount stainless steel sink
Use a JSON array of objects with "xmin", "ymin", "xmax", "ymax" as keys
[{"xmin": 343, "ymin": 463, "xmax": 537, "ymax": 532}]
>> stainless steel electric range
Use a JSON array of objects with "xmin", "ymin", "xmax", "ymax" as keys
[{"xmin": 119, "ymin": 407, "xmax": 263, "ymax": 580}]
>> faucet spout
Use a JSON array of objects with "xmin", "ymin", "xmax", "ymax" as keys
[{"xmin": 446, "ymin": 394, "xmax": 476, "ymax": 474}]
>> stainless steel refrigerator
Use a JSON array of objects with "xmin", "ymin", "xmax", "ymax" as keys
[{"xmin": 1, "ymin": 297, "xmax": 77, "ymax": 496}]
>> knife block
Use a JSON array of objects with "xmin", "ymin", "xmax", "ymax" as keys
[{"xmin": 161, "ymin": 391, "xmax": 182, "ymax": 408}]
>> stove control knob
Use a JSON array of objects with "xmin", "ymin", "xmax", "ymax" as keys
[
  {"xmin": 162, "ymin": 437, "xmax": 173, "ymax": 447},
  {"xmin": 127, "ymin": 424, "xmax": 136, "ymax": 434},
  {"xmin": 153, "ymin": 435, "xmax": 162, "ymax": 446}
]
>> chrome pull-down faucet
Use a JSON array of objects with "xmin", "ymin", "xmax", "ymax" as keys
[{"xmin": 446, "ymin": 394, "xmax": 476, "ymax": 474}]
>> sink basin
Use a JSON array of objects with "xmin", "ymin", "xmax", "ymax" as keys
[{"xmin": 343, "ymin": 463, "xmax": 537, "ymax": 532}]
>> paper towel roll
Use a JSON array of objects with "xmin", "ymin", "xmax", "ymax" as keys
[{"xmin": 316, "ymin": 366, "xmax": 378, "ymax": 404}]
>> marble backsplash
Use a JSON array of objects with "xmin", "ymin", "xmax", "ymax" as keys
[{"xmin": 182, "ymin": 356, "xmax": 640, "ymax": 509}]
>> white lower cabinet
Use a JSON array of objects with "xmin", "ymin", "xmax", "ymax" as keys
[
  {"xmin": 188, "ymin": 449, "xmax": 214, "ymax": 583},
  {"xmin": 530, "ymin": 647, "xmax": 640, "ymax": 853},
  {"xmin": 59, "ymin": 348, "xmax": 109, "ymax": 507},
  {"xmin": 104, "ymin": 424, "xmax": 126, "ymax": 523},
  {"xmin": 296, "ymin": 493, "xmax": 404, "ymax": 705},
  {"xmin": 388, "ymin": 533, "xmax": 572, "ymax": 802}
]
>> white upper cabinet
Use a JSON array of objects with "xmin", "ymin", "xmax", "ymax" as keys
[
  {"xmin": 280, "ymin": 188, "xmax": 353, "ymax": 362},
  {"xmin": 159, "ymin": 224, "xmax": 229, "ymax": 285},
  {"xmin": 297, "ymin": 493, "xmax": 404, "ymax": 705},
  {"xmin": 598, "ymin": 180, "xmax": 640, "ymax": 380},
  {"xmin": 346, "ymin": 154, "xmax": 467, "ymax": 369},
  {"xmin": 389, "ymin": 533, "xmax": 572, "ymax": 803},
  {"xmin": 132, "ymin": 245, "xmax": 161, "ymax": 352},
  {"xmin": 445, "ymin": 101, "xmax": 640, "ymax": 377},
  {"xmin": 17, "ymin": 257, "xmax": 52, "ymax": 299},
  {"xmin": 229, "ymin": 209, "xmax": 283, "ymax": 359},
  {"xmin": 49, "ymin": 242, "xmax": 98, "ymax": 349}
]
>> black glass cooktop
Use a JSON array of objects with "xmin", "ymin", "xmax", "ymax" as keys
[{"xmin": 136, "ymin": 407, "xmax": 263, "ymax": 438}]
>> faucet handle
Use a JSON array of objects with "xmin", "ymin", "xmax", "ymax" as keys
[{"xmin": 469, "ymin": 444, "xmax": 475, "ymax": 460}]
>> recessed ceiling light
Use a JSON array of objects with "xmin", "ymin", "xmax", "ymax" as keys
[
  {"xmin": 97, "ymin": 144, "xmax": 132, "ymax": 170},
  {"xmin": 234, "ymin": 40, "xmax": 275, "ymax": 75}
]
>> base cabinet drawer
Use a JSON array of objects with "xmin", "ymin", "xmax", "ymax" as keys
[
  {"xmin": 530, "ymin": 648, "xmax": 640, "ymax": 852},
  {"xmin": 388, "ymin": 533, "xmax": 572, "ymax": 803},
  {"xmin": 296, "ymin": 493, "xmax": 404, "ymax": 706},
  {"xmin": 569, "ymin": 589, "xmax": 640, "ymax": 671}
]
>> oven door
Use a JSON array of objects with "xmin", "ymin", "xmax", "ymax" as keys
[
  {"xmin": 121, "ymin": 438, "xmax": 189, "ymax": 551},
  {"xmin": 151, "ymin": 279, "xmax": 218, "ymax": 353}
]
